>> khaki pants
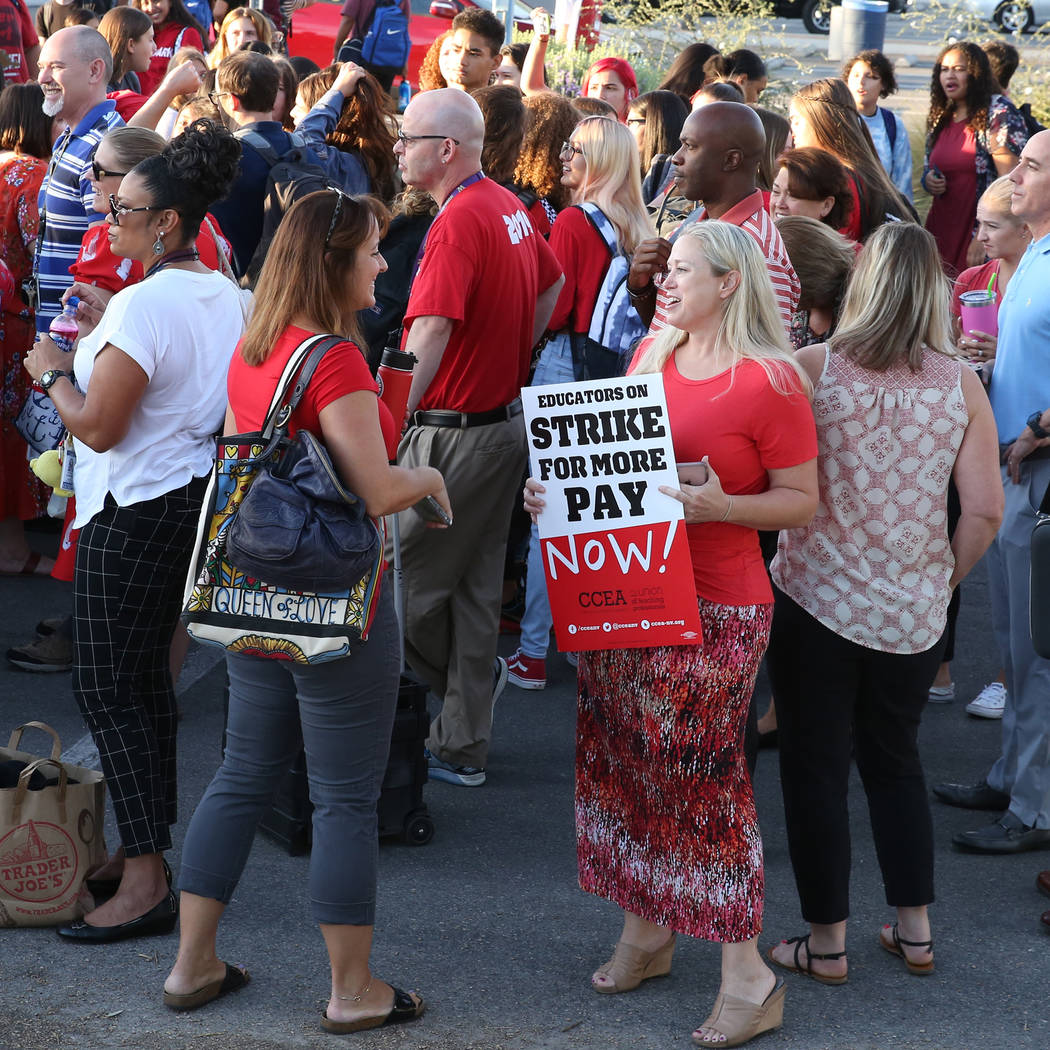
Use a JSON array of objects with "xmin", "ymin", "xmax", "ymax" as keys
[{"xmin": 393, "ymin": 415, "xmax": 526, "ymax": 768}]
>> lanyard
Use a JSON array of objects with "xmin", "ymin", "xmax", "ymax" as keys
[
  {"xmin": 409, "ymin": 171, "xmax": 485, "ymax": 287},
  {"xmin": 144, "ymin": 248, "xmax": 200, "ymax": 280}
]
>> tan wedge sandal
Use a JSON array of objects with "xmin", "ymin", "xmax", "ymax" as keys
[
  {"xmin": 591, "ymin": 933, "xmax": 676, "ymax": 994},
  {"xmin": 692, "ymin": 977, "xmax": 786, "ymax": 1048}
]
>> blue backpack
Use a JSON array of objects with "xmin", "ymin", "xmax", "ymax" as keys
[
  {"xmin": 359, "ymin": 0, "xmax": 409, "ymax": 71},
  {"xmin": 569, "ymin": 203, "xmax": 648, "ymax": 381}
]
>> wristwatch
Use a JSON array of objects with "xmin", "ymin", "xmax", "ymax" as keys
[
  {"xmin": 1027, "ymin": 411, "xmax": 1049, "ymax": 440},
  {"xmin": 38, "ymin": 368, "xmax": 69, "ymax": 392}
]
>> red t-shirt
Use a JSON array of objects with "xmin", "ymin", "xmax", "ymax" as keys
[
  {"xmin": 69, "ymin": 213, "xmax": 233, "ymax": 293},
  {"xmin": 403, "ymin": 177, "xmax": 563, "ymax": 413},
  {"xmin": 228, "ymin": 325, "xmax": 396, "ymax": 451},
  {"xmin": 0, "ymin": 0, "xmax": 38, "ymax": 84},
  {"xmin": 657, "ymin": 354, "xmax": 817, "ymax": 605},
  {"xmin": 547, "ymin": 204, "xmax": 608, "ymax": 334},
  {"xmin": 107, "ymin": 89, "xmax": 149, "ymax": 121},
  {"xmin": 138, "ymin": 21, "xmax": 203, "ymax": 97},
  {"xmin": 527, "ymin": 197, "xmax": 552, "ymax": 240},
  {"xmin": 952, "ymin": 259, "xmax": 1001, "ymax": 318}
]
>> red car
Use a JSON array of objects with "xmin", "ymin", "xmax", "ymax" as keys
[{"xmin": 288, "ymin": 0, "xmax": 537, "ymax": 88}]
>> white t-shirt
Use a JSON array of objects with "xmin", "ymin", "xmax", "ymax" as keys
[{"xmin": 71, "ymin": 268, "xmax": 245, "ymax": 527}]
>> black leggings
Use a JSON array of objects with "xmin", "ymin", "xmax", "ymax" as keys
[{"xmin": 766, "ymin": 587, "xmax": 944, "ymax": 924}]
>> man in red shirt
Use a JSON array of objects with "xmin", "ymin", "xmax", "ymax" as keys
[
  {"xmin": 394, "ymin": 88, "xmax": 564, "ymax": 787},
  {"xmin": 627, "ymin": 102, "xmax": 799, "ymax": 336},
  {"xmin": 0, "ymin": 0, "xmax": 39, "ymax": 85}
]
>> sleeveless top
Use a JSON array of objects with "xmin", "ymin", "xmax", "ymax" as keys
[{"xmin": 771, "ymin": 345, "xmax": 967, "ymax": 654}]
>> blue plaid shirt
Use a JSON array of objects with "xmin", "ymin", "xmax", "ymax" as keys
[{"xmin": 33, "ymin": 99, "xmax": 124, "ymax": 335}]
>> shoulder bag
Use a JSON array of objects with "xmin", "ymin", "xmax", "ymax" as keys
[{"xmin": 182, "ymin": 333, "xmax": 384, "ymax": 665}]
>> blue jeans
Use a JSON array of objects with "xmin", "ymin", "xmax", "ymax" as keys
[
  {"xmin": 179, "ymin": 587, "xmax": 400, "ymax": 925},
  {"xmin": 520, "ymin": 334, "xmax": 576, "ymax": 658}
]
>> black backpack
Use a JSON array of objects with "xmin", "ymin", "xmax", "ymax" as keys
[
  {"xmin": 1018, "ymin": 102, "xmax": 1046, "ymax": 138},
  {"xmin": 235, "ymin": 129, "xmax": 334, "ymax": 288}
]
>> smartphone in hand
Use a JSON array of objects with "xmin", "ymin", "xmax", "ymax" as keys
[{"xmin": 413, "ymin": 494, "xmax": 452, "ymax": 526}]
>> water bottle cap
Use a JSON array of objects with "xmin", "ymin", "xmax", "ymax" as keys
[
  {"xmin": 67, "ymin": 296, "xmax": 79, "ymax": 309},
  {"xmin": 379, "ymin": 348, "xmax": 418, "ymax": 370}
]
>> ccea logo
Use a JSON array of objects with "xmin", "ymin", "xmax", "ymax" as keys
[{"xmin": 503, "ymin": 208, "xmax": 534, "ymax": 246}]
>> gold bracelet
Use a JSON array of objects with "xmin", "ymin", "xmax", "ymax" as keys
[{"xmin": 719, "ymin": 496, "xmax": 733, "ymax": 523}]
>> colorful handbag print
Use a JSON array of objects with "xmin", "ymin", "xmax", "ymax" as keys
[{"xmin": 181, "ymin": 333, "xmax": 385, "ymax": 665}]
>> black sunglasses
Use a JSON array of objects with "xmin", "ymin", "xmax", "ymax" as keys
[
  {"xmin": 324, "ymin": 188, "xmax": 352, "ymax": 251},
  {"xmin": 92, "ymin": 160, "xmax": 129, "ymax": 181}
]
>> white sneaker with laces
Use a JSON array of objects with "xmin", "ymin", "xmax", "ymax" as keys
[{"xmin": 965, "ymin": 681, "xmax": 1007, "ymax": 720}]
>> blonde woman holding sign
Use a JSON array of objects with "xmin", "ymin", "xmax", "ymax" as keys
[{"xmin": 526, "ymin": 220, "xmax": 817, "ymax": 1049}]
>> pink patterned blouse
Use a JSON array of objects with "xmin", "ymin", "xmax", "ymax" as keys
[{"xmin": 771, "ymin": 345, "xmax": 968, "ymax": 654}]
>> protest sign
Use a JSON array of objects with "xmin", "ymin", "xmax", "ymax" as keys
[{"xmin": 522, "ymin": 375, "xmax": 702, "ymax": 652}]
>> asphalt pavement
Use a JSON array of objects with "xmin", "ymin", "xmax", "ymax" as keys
[{"xmin": 1, "ymin": 517, "xmax": 1048, "ymax": 1050}]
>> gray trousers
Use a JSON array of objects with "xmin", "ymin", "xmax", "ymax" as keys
[
  {"xmin": 179, "ymin": 587, "xmax": 400, "ymax": 925},
  {"xmin": 393, "ymin": 415, "xmax": 527, "ymax": 768},
  {"xmin": 986, "ymin": 459, "xmax": 1050, "ymax": 829}
]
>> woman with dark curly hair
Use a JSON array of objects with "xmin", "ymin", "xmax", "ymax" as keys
[
  {"xmin": 512, "ymin": 91, "xmax": 579, "ymax": 235},
  {"xmin": 790, "ymin": 78, "xmax": 914, "ymax": 242},
  {"xmin": 769, "ymin": 147, "xmax": 854, "ymax": 232},
  {"xmin": 923, "ymin": 41, "xmax": 1027, "ymax": 276},
  {"xmin": 293, "ymin": 61, "xmax": 397, "ymax": 201},
  {"xmin": 24, "ymin": 119, "xmax": 246, "ymax": 943}
]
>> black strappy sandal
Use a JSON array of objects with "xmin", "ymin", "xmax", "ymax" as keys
[
  {"xmin": 767, "ymin": 933, "xmax": 848, "ymax": 985},
  {"xmin": 879, "ymin": 923, "xmax": 935, "ymax": 975}
]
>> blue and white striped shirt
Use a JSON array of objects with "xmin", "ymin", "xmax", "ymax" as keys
[{"xmin": 33, "ymin": 100, "xmax": 124, "ymax": 335}]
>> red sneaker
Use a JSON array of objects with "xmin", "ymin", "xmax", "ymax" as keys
[{"xmin": 506, "ymin": 648, "xmax": 546, "ymax": 690}]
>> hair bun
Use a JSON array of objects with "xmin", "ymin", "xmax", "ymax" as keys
[{"xmin": 164, "ymin": 117, "xmax": 241, "ymax": 198}]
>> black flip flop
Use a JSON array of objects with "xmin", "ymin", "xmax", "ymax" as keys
[
  {"xmin": 321, "ymin": 987, "xmax": 425, "ymax": 1033},
  {"xmin": 163, "ymin": 962, "xmax": 250, "ymax": 1011}
]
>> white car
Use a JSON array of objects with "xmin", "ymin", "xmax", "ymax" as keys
[{"xmin": 960, "ymin": 0, "xmax": 1045, "ymax": 33}]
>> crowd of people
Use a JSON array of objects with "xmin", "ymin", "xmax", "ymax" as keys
[{"xmin": 1, "ymin": 4, "xmax": 1049, "ymax": 1045}]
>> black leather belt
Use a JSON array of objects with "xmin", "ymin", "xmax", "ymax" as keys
[
  {"xmin": 414, "ymin": 398, "xmax": 523, "ymax": 429},
  {"xmin": 1000, "ymin": 443, "xmax": 1050, "ymax": 464}
]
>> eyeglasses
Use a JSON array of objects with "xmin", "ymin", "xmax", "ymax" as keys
[
  {"xmin": 207, "ymin": 90, "xmax": 231, "ymax": 108},
  {"xmin": 91, "ymin": 160, "xmax": 129, "ymax": 181},
  {"xmin": 324, "ymin": 188, "xmax": 351, "ymax": 251},
  {"xmin": 108, "ymin": 193, "xmax": 162, "ymax": 226},
  {"xmin": 560, "ymin": 141, "xmax": 584, "ymax": 159},
  {"xmin": 396, "ymin": 131, "xmax": 461, "ymax": 147}
]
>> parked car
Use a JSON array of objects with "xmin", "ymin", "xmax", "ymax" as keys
[
  {"xmin": 288, "ymin": 0, "xmax": 536, "ymax": 87},
  {"xmin": 782, "ymin": 0, "xmax": 910, "ymax": 34},
  {"xmin": 960, "ymin": 0, "xmax": 1044, "ymax": 32}
]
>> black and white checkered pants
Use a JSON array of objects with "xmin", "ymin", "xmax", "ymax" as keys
[{"xmin": 72, "ymin": 476, "xmax": 208, "ymax": 858}]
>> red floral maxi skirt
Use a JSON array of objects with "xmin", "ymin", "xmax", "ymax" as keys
[{"xmin": 576, "ymin": 598, "xmax": 772, "ymax": 943}]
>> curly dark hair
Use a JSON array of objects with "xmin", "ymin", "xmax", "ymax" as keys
[
  {"xmin": 418, "ymin": 30, "xmax": 450, "ymax": 92},
  {"xmin": 842, "ymin": 49, "xmax": 897, "ymax": 97},
  {"xmin": 514, "ymin": 92, "xmax": 579, "ymax": 210},
  {"xmin": 473, "ymin": 84, "xmax": 525, "ymax": 185},
  {"xmin": 299, "ymin": 65, "xmax": 398, "ymax": 203},
  {"xmin": 450, "ymin": 8, "xmax": 504, "ymax": 54},
  {"xmin": 133, "ymin": 118, "xmax": 241, "ymax": 243},
  {"xmin": 927, "ymin": 41, "xmax": 995, "ymax": 140}
]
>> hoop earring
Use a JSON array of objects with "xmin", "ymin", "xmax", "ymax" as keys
[{"xmin": 153, "ymin": 232, "xmax": 165, "ymax": 256}]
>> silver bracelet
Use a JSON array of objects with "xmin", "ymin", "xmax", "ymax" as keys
[{"xmin": 719, "ymin": 495, "xmax": 733, "ymax": 523}]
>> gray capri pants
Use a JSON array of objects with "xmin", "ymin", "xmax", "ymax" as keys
[{"xmin": 179, "ymin": 586, "xmax": 400, "ymax": 925}]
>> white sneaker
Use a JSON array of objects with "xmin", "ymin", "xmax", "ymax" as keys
[{"xmin": 965, "ymin": 682, "xmax": 1007, "ymax": 719}]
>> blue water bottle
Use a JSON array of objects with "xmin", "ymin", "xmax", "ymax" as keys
[{"xmin": 398, "ymin": 78, "xmax": 411, "ymax": 113}]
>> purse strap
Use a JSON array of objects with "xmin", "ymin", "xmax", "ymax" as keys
[{"xmin": 261, "ymin": 334, "xmax": 344, "ymax": 439}]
